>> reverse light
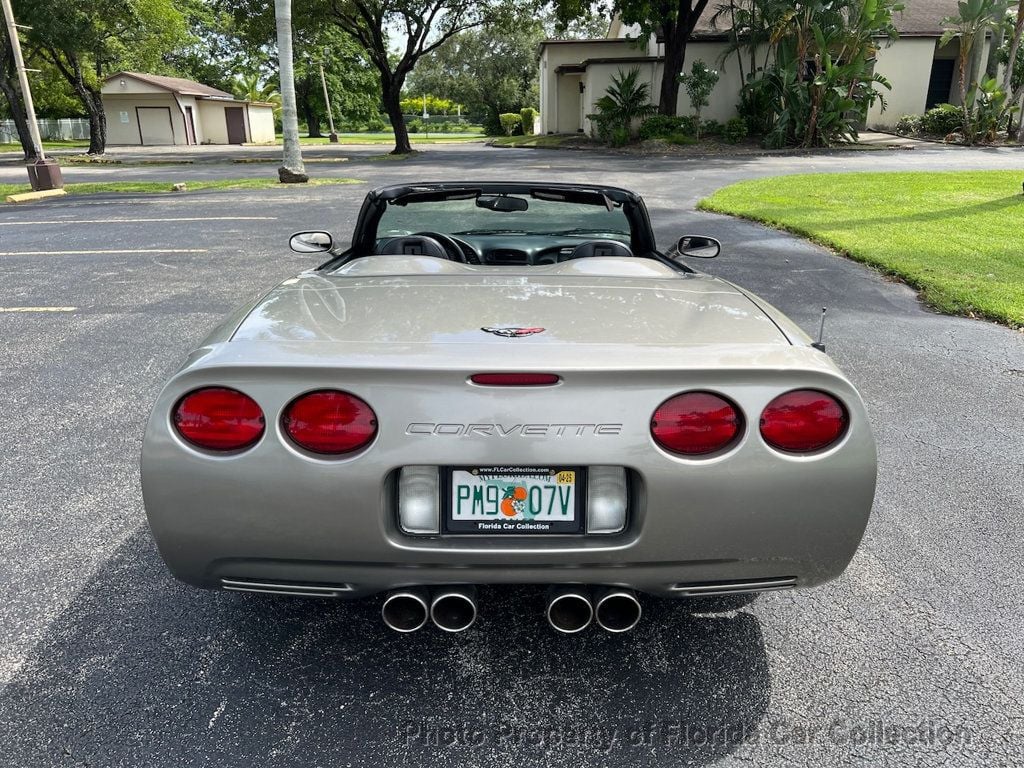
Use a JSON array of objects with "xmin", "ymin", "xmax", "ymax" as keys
[
  {"xmin": 760, "ymin": 390, "xmax": 848, "ymax": 453},
  {"xmin": 282, "ymin": 390, "xmax": 377, "ymax": 455},
  {"xmin": 398, "ymin": 466, "xmax": 440, "ymax": 534},
  {"xmin": 173, "ymin": 387, "xmax": 265, "ymax": 451},
  {"xmin": 470, "ymin": 373, "xmax": 560, "ymax": 386},
  {"xmin": 651, "ymin": 391, "xmax": 742, "ymax": 456},
  {"xmin": 586, "ymin": 466, "xmax": 628, "ymax": 534}
]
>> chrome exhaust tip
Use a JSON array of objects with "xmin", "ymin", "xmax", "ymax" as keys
[
  {"xmin": 546, "ymin": 587, "xmax": 593, "ymax": 633},
  {"xmin": 382, "ymin": 588, "xmax": 429, "ymax": 632},
  {"xmin": 430, "ymin": 586, "xmax": 477, "ymax": 632},
  {"xmin": 594, "ymin": 588, "xmax": 642, "ymax": 633}
]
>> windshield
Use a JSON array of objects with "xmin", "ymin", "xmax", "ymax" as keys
[{"xmin": 376, "ymin": 196, "xmax": 632, "ymax": 242}]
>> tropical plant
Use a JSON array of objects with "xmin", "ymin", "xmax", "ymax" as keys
[
  {"xmin": 940, "ymin": 0, "xmax": 1013, "ymax": 141},
  {"xmin": 587, "ymin": 67, "xmax": 656, "ymax": 142},
  {"xmin": 638, "ymin": 114, "xmax": 691, "ymax": 139},
  {"xmin": 678, "ymin": 60, "xmax": 720, "ymax": 137},
  {"xmin": 234, "ymin": 73, "xmax": 282, "ymax": 113},
  {"xmin": 729, "ymin": 0, "xmax": 903, "ymax": 148}
]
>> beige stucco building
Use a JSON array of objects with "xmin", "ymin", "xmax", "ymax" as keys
[
  {"xmin": 539, "ymin": 1, "xmax": 981, "ymax": 135},
  {"xmin": 101, "ymin": 72, "xmax": 276, "ymax": 146}
]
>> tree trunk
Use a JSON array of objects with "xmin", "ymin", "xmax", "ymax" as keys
[
  {"xmin": 656, "ymin": 0, "xmax": 709, "ymax": 116},
  {"xmin": 46, "ymin": 50, "xmax": 107, "ymax": 155},
  {"xmin": 382, "ymin": 76, "xmax": 411, "ymax": 154},
  {"xmin": 0, "ymin": 37, "xmax": 37, "ymax": 160},
  {"xmin": 274, "ymin": 0, "xmax": 307, "ymax": 182},
  {"xmin": 298, "ymin": 81, "xmax": 322, "ymax": 138},
  {"xmin": 658, "ymin": 28, "xmax": 686, "ymax": 115},
  {"xmin": 0, "ymin": 73, "xmax": 36, "ymax": 160}
]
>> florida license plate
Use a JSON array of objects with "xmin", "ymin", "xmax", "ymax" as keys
[{"xmin": 445, "ymin": 467, "xmax": 585, "ymax": 534}]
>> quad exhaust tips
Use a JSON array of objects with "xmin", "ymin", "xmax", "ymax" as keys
[
  {"xmin": 546, "ymin": 587, "xmax": 594, "ymax": 633},
  {"xmin": 429, "ymin": 586, "xmax": 478, "ymax": 632},
  {"xmin": 381, "ymin": 588, "xmax": 430, "ymax": 632},
  {"xmin": 594, "ymin": 588, "xmax": 642, "ymax": 633}
]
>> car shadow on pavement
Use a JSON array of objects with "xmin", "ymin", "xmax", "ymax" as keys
[{"xmin": 1, "ymin": 530, "xmax": 770, "ymax": 767}]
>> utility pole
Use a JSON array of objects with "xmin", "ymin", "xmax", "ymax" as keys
[
  {"xmin": 318, "ymin": 57, "xmax": 338, "ymax": 143},
  {"xmin": 0, "ymin": 0, "xmax": 63, "ymax": 190}
]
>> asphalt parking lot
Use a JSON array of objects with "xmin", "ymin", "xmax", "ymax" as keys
[{"xmin": 1, "ymin": 144, "xmax": 1022, "ymax": 767}]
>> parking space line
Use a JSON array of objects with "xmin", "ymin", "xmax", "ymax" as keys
[
  {"xmin": 0, "ymin": 217, "xmax": 276, "ymax": 226},
  {"xmin": 0, "ymin": 306, "xmax": 78, "ymax": 312},
  {"xmin": 0, "ymin": 249, "xmax": 208, "ymax": 256}
]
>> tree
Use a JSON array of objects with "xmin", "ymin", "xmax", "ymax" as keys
[
  {"xmin": 274, "ymin": 0, "xmax": 307, "ymax": 182},
  {"xmin": 217, "ymin": 1, "xmax": 381, "ymax": 136},
  {"xmin": 320, "ymin": 0, "xmax": 511, "ymax": 153},
  {"xmin": 940, "ymin": 0, "xmax": 1011, "ymax": 113},
  {"xmin": 406, "ymin": 16, "xmax": 543, "ymax": 132},
  {"xmin": 0, "ymin": 28, "xmax": 36, "ymax": 160},
  {"xmin": 553, "ymin": 0, "xmax": 712, "ymax": 115},
  {"xmin": 678, "ymin": 59, "xmax": 718, "ymax": 136},
  {"xmin": 1001, "ymin": 0, "xmax": 1024, "ymax": 140},
  {"xmin": 17, "ymin": 0, "xmax": 188, "ymax": 154}
]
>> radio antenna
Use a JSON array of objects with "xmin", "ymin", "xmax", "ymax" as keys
[{"xmin": 811, "ymin": 307, "xmax": 827, "ymax": 352}]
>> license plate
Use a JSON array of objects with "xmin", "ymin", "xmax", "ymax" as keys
[{"xmin": 445, "ymin": 467, "xmax": 584, "ymax": 534}]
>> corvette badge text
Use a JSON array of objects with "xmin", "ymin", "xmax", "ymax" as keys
[{"xmin": 406, "ymin": 423, "xmax": 623, "ymax": 437}]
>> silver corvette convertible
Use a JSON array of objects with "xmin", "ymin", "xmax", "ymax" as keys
[{"xmin": 141, "ymin": 181, "xmax": 876, "ymax": 634}]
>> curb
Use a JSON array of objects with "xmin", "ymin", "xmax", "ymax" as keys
[{"xmin": 5, "ymin": 188, "xmax": 67, "ymax": 204}]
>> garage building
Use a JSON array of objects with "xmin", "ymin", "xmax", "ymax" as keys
[{"xmin": 101, "ymin": 72, "xmax": 276, "ymax": 146}]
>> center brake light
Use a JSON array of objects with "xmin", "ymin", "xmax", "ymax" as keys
[
  {"xmin": 282, "ymin": 390, "xmax": 377, "ymax": 455},
  {"xmin": 470, "ymin": 373, "xmax": 560, "ymax": 386},
  {"xmin": 651, "ymin": 392, "xmax": 742, "ymax": 456}
]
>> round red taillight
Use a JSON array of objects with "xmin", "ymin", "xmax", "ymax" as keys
[
  {"xmin": 282, "ymin": 390, "xmax": 377, "ymax": 455},
  {"xmin": 173, "ymin": 387, "xmax": 265, "ymax": 451},
  {"xmin": 760, "ymin": 390, "xmax": 848, "ymax": 453},
  {"xmin": 651, "ymin": 391, "xmax": 743, "ymax": 456}
]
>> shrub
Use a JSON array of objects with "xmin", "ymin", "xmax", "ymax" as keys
[
  {"xmin": 894, "ymin": 114, "xmax": 923, "ymax": 135},
  {"xmin": 722, "ymin": 117, "xmax": 749, "ymax": 144},
  {"xmin": 610, "ymin": 125, "xmax": 630, "ymax": 147},
  {"xmin": 588, "ymin": 68, "xmax": 655, "ymax": 143},
  {"xmin": 639, "ymin": 115, "xmax": 688, "ymax": 140},
  {"xmin": 406, "ymin": 118, "xmax": 422, "ymax": 134},
  {"xmin": 363, "ymin": 115, "xmax": 387, "ymax": 132},
  {"xmin": 920, "ymin": 104, "xmax": 964, "ymax": 136},
  {"xmin": 499, "ymin": 113, "xmax": 522, "ymax": 135},
  {"xmin": 520, "ymin": 108, "xmax": 537, "ymax": 135},
  {"xmin": 701, "ymin": 119, "xmax": 723, "ymax": 137}
]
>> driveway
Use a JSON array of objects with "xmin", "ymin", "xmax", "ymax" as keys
[{"xmin": 0, "ymin": 145, "xmax": 1022, "ymax": 767}]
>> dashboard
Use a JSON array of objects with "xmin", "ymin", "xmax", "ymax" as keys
[{"xmin": 452, "ymin": 234, "xmax": 631, "ymax": 265}]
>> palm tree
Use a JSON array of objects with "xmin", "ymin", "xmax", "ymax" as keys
[
  {"xmin": 234, "ymin": 72, "xmax": 282, "ymax": 116},
  {"xmin": 940, "ymin": 0, "xmax": 1011, "ymax": 111},
  {"xmin": 605, "ymin": 68, "xmax": 656, "ymax": 137},
  {"xmin": 273, "ymin": 0, "xmax": 307, "ymax": 183}
]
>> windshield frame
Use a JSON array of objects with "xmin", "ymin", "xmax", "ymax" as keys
[{"xmin": 348, "ymin": 182, "xmax": 659, "ymax": 257}]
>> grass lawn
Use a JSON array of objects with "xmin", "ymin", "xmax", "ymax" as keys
[
  {"xmin": 1, "ymin": 177, "xmax": 362, "ymax": 201},
  {"xmin": 293, "ymin": 133, "xmax": 484, "ymax": 145},
  {"xmin": 699, "ymin": 171, "xmax": 1024, "ymax": 328},
  {"xmin": 0, "ymin": 139, "xmax": 90, "ymax": 152},
  {"xmin": 488, "ymin": 134, "xmax": 574, "ymax": 148}
]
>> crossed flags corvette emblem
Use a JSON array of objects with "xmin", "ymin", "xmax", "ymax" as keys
[{"xmin": 481, "ymin": 326, "xmax": 546, "ymax": 338}]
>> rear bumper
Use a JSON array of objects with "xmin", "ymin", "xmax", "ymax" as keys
[{"xmin": 141, "ymin": 354, "xmax": 876, "ymax": 600}]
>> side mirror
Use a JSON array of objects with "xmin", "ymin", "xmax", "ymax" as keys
[
  {"xmin": 676, "ymin": 235, "xmax": 721, "ymax": 259},
  {"xmin": 289, "ymin": 231, "xmax": 334, "ymax": 253}
]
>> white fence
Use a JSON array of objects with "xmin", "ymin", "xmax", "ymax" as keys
[{"xmin": 0, "ymin": 118, "xmax": 90, "ymax": 144}]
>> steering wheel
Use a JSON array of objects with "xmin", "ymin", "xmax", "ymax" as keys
[{"xmin": 375, "ymin": 233, "xmax": 451, "ymax": 260}]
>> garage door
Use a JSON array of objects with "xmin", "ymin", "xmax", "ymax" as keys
[{"xmin": 137, "ymin": 107, "xmax": 175, "ymax": 145}]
